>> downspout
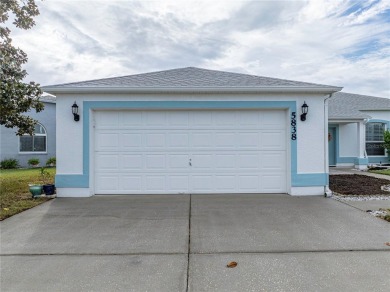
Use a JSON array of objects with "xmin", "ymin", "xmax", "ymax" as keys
[{"xmin": 324, "ymin": 93, "xmax": 333, "ymax": 197}]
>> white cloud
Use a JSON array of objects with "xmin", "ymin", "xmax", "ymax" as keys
[{"xmin": 7, "ymin": 0, "xmax": 390, "ymax": 97}]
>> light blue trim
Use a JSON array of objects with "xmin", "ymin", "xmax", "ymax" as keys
[
  {"xmin": 55, "ymin": 174, "xmax": 89, "ymax": 188},
  {"xmin": 368, "ymin": 157, "xmax": 389, "ymax": 163},
  {"xmin": 58, "ymin": 100, "xmax": 328, "ymax": 189},
  {"xmin": 337, "ymin": 157, "xmax": 355, "ymax": 163},
  {"xmin": 293, "ymin": 173, "xmax": 329, "ymax": 186},
  {"xmin": 354, "ymin": 158, "xmax": 369, "ymax": 165}
]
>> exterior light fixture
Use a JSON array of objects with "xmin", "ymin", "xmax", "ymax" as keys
[
  {"xmin": 72, "ymin": 102, "xmax": 80, "ymax": 122},
  {"xmin": 300, "ymin": 101, "xmax": 309, "ymax": 121}
]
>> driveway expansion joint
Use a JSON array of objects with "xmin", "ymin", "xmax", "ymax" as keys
[
  {"xmin": 2, "ymin": 249, "xmax": 389, "ymax": 257},
  {"xmin": 186, "ymin": 193, "xmax": 192, "ymax": 292}
]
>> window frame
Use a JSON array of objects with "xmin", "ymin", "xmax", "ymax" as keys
[
  {"xmin": 19, "ymin": 123, "xmax": 48, "ymax": 154},
  {"xmin": 365, "ymin": 121, "xmax": 387, "ymax": 157}
]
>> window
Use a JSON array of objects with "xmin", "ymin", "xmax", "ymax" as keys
[
  {"xmin": 365, "ymin": 122, "xmax": 386, "ymax": 156},
  {"xmin": 19, "ymin": 123, "xmax": 47, "ymax": 152}
]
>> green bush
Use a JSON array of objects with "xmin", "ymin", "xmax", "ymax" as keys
[
  {"xmin": 28, "ymin": 158, "xmax": 40, "ymax": 167},
  {"xmin": 46, "ymin": 157, "xmax": 56, "ymax": 166},
  {"xmin": 384, "ymin": 130, "xmax": 390, "ymax": 161},
  {"xmin": 0, "ymin": 158, "xmax": 20, "ymax": 169}
]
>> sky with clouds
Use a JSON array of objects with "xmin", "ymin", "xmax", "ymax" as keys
[{"xmin": 9, "ymin": 0, "xmax": 390, "ymax": 97}]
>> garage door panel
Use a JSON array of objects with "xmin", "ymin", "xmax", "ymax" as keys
[
  {"xmin": 238, "ymin": 132, "xmax": 260, "ymax": 148},
  {"xmin": 95, "ymin": 133, "xmax": 119, "ymax": 150},
  {"xmin": 121, "ymin": 111, "xmax": 143, "ymax": 126},
  {"xmin": 146, "ymin": 154, "xmax": 166, "ymax": 169},
  {"xmin": 191, "ymin": 175, "xmax": 214, "ymax": 191},
  {"xmin": 95, "ymin": 154, "xmax": 119, "ymax": 170},
  {"xmin": 190, "ymin": 133, "xmax": 214, "ymax": 148},
  {"xmin": 95, "ymin": 175, "xmax": 119, "ymax": 192},
  {"xmin": 260, "ymin": 130, "xmax": 286, "ymax": 149},
  {"xmin": 168, "ymin": 112, "xmax": 189, "ymax": 127},
  {"xmin": 260, "ymin": 152, "xmax": 286, "ymax": 171},
  {"xmin": 146, "ymin": 133, "xmax": 165, "ymax": 148},
  {"xmin": 214, "ymin": 112, "xmax": 237, "ymax": 126},
  {"xmin": 215, "ymin": 133, "xmax": 236, "ymax": 148},
  {"xmin": 122, "ymin": 155, "xmax": 143, "ymax": 170},
  {"xmin": 260, "ymin": 111, "xmax": 286, "ymax": 129},
  {"xmin": 239, "ymin": 176, "xmax": 260, "ymax": 192},
  {"xmin": 168, "ymin": 133, "xmax": 189, "ymax": 148},
  {"xmin": 94, "ymin": 110, "xmax": 288, "ymax": 194},
  {"xmin": 95, "ymin": 111, "xmax": 119, "ymax": 127},
  {"xmin": 168, "ymin": 175, "xmax": 189, "ymax": 191},
  {"xmin": 146, "ymin": 112, "xmax": 167, "ymax": 126},
  {"xmin": 145, "ymin": 176, "xmax": 166, "ymax": 191},
  {"xmin": 122, "ymin": 134, "xmax": 142, "ymax": 149},
  {"xmin": 191, "ymin": 154, "xmax": 213, "ymax": 169},
  {"xmin": 262, "ymin": 174, "xmax": 286, "ymax": 192},
  {"xmin": 238, "ymin": 111, "xmax": 260, "ymax": 126},
  {"xmin": 168, "ymin": 154, "xmax": 190, "ymax": 169},
  {"xmin": 215, "ymin": 154, "xmax": 236, "ymax": 169},
  {"xmin": 192, "ymin": 112, "xmax": 213, "ymax": 126},
  {"xmin": 215, "ymin": 175, "xmax": 236, "ymax": 191},
  {"xmin": 238, "ymin": 154, "xmax": 260, "ymax": 169},
  {"xmin": 122, "ymin": 175, "xmax": 143, "ymax": 191}
]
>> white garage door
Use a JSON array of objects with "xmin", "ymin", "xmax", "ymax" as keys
[{"xmin": 94, "ymin": 110, "xmax": 287, "ymax": 194}]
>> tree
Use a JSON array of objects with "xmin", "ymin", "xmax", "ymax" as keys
[
  {"xmin": 383, "ymin": 130, "xmax": 390, "ymax": 161},
  {"xmin": 0, "ymin": 0, "xmax": 44, "ymax": 135}
]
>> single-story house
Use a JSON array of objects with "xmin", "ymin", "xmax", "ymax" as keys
[
  {"xmin": 328, "ymin": 92, "xmax": 390, "ymax": 169},
  {"xmin": 0, "ymin": 94, "xmax": 56, "ymax": 167},
  {"xmin": 44, "ymin": 67, "xmax": 343, "ymax": 197}
]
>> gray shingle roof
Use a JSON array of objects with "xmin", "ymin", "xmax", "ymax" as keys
[
  {"xmin": 329, "ymin": 92, "xmax": 390, "ymax": 120},
  {"xmin": 44, "ymin": 67, "xmax": 339, "ymax": 90},
  {"xmin": 40, "ymin": 92, "xmax": 56, "ymax": 103}
]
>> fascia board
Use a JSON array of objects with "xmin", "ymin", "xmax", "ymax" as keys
[
  {"xmin": 329, "ymin": 118, "xmax": 368, "ymax": 123},
  {"xmin": 42, "ymin": 86, "xmax": 343, "ymax": 95}
]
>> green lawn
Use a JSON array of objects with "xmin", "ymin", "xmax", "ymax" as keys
[
  {"xmin": 369, "ymin": 169, "xmax": 390, "ymax": 176},
  {"xmin": 0, "ymin": 168, "xmax": 56, "ymax": 220}
]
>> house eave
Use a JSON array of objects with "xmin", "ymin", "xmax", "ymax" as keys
[
  {"xmin": 42, "ymin": 86, "xmax": 342, "ymax": 95},
  {"xmin": 329, "ymin": 118, "xmax": 369, "ymax": 123}
]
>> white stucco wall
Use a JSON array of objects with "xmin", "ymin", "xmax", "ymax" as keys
[
  {"xmin": 339, "ymin": 123, "xmax": 358, "ymax": 157},
  {"xmin": 56, "ymin": 98, "xmax": 83, "ymax": 174},
  {"xmin": 54, "ymin": 92, "xmax": 329, "ymax": 196}
]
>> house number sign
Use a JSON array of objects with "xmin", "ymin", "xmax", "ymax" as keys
[{"xmin": 291, "ymin": 111, "xmax": 297, "ymax": 140}]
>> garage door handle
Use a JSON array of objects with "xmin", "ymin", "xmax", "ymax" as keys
[{"xmin": 189, "ymin": 159, "xmax": 192, "ymax": 166}]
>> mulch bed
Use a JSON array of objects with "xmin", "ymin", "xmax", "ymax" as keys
[{"xmin": 329, "ymin": 174, "xmax": 390, "ymax": 196}]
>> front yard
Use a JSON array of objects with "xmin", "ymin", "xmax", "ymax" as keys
[
  {"xmin": 369, "ymin": 169, "xmax": 390, "ymax": 176},
  {"xmin": 329, "ymin": 174, "xmax": 390, "ymax": 222},
  {"xmin": 0, "ymin": 168, "xmax": 55, "ymax": 220}
]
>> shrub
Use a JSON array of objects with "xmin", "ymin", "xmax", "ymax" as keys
[
  {"xmin": 28, "ymin": 158, "xmax": 40, "ymax": 167},
  {"xmin": 46, "ymin": 157, "xmax": 56, "ymax": 167},
  {"xmin": 40, "ymin": 167, "xmax": 53, "ymax": 184},
  {"xmin": 0, "ymin": 158, "xmax": 20, "ymax": 169},
  {"xmin": 384, "ymin": 130, "xmax": 390, "ymax": 161}
]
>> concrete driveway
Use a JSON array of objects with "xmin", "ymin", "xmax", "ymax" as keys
[{"xmin": 1, "ymin": 194, "xmax": 389, "ymax": 291}]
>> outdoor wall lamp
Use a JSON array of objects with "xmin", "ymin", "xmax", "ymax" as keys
[
  {"xmin": 300, "ymin": 101, "xmax": 309, "ymax": 121},
  {"xmin": 72, "ymin": 102, "xmax": 80, "ymax": 122}
]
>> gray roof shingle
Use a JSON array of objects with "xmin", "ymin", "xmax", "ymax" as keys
[
  {"xmin": 329, "ymin": 92, "xmax": 390, "ymax": 120},
  {"xmin": 44, "ymin": 67, "xmax": 339, "ymax": 90}
]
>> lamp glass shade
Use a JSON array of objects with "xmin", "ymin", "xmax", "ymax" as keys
[
  {"xmin": 72, "ymin": 103, "xmax": 78, "ymax": 114},
  {"xmin": 302, "ymin": 102, "xmax": 309, "ymax": 114}
]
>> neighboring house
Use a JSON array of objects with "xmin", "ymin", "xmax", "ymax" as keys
[
  {"xmin": 0, "ymin": 94, "xmax": 56, "ymax": 168},
  {"xmin": 43, "ymin": 67, "xmax": 341, "ymax": 197},
  {"xmin": 328, "ymin": 92, "xmax": 390, "ymax": 169}
]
